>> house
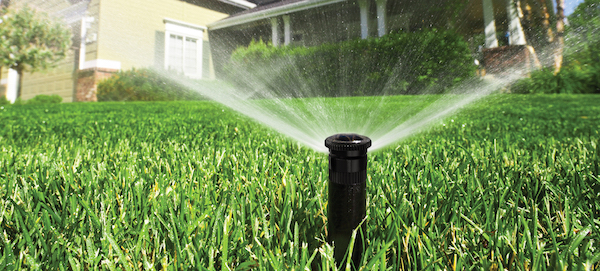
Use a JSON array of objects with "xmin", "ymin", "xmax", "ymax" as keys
[
  {"xmin": 208, "ymin": 0, "xmax": 553, "ymax": 75},
  {"xmin": 1, "ymin": 0, "xmax": 256, "ymax": 102}
]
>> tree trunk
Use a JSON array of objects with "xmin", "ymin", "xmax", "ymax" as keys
[
  {"xmin": 554, "ymin": 0, "xmax": 565, "ymax": 74},
  {"xmin": 539, "ymin": 0, "xmax": 554, "ymax": 44}
]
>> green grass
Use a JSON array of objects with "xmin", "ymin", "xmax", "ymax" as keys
[{"xmin": 0, "ymin": 95, "xmax": 599, "ymax": 270}]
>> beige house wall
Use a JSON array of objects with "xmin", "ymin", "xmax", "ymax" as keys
[
  {"xmin": 96, "ymin": 0, "xmax": 231, "ymax": 78},
  {"xmin": 6, "ymin": 0, "xmax": 237, "ymax": 102},
  {"xmin": 20, "ymin": 51, "xmax": 77, "ymax": 102}
]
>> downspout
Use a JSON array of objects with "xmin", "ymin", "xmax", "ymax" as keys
[{"xmin": 79, "ymin": 17, "xmax": 94, "ymax": 69}]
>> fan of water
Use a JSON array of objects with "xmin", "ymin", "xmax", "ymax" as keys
[
  {"xmin": 12, "ymin": 0, "xmax": 574, "ymax": 152},
  {"xmin": 153, "ymin": 1, "xmax": 554, "ymax": 152},
  {"xmin": 161, "ymin": 66, "xmax": 522, "ymax": 152}
]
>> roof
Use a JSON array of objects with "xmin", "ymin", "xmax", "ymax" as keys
[{"xmin": 208, "ymin": 0, "xmax": 346, "ymax": 30}]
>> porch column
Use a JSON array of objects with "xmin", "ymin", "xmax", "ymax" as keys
[
  {"xmin": 283, "ymin": 15, "xmax": 292, "ymax": 45},
  {"xmin": 376, "ymin": 0, "xmax": 387, "ymax": 37},
  {"xmin": 482, "ymin": 0, "xmax": 498, "ymax": 48},
  {"xmin": 271, "ymin": 17, "xmax": 280, "ymax": 46},
  {"xmin": 506, "ymin": 0, "xmax": 526, "ymax": 45},
  {"xmin": 358, "ymin": 0, "xmax": 369, "ymax": 39}
]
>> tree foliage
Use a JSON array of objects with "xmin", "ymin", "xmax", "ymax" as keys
[
  {"xmin": 565, "ymin": 0, "xmax": 600, "ymax": 65},
  {"xmin": 0, "ymin": 5, "xmax": 71, "ymax": 97},
  {"xmin": 511, "ymin": 0, "xmax": 600, "ymax": 94}
]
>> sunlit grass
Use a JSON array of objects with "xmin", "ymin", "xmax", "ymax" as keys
[{"xmin": 0, "ymin": 95, "xmax": 599, "ymax": 270}]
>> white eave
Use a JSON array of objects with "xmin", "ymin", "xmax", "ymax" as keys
[
  {"xmin": 209, "ymin": 0, "xmax": 347, "ymax": 30},
  {"xmin": 219, "ymin": 0, "xmax": 257, "ymax": 9}
]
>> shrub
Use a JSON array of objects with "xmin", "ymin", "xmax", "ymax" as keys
[
  {"xmin": 510, "ymin": 64, "xmax": 600, "ymax": 94},
  {"xmin": 0, "ymin": 96, "xmax": 9, "ymax": 105},
  {"xmin": 227, "ymin": 29, "xmax": 476, "ymax": 97},
  {"xmin": 96, "ymin": 68, "xmax": 206, "ymax": 102},
  {"xmin": 26, "ymin": 94, "xmax": 63, "ymax": 104}
]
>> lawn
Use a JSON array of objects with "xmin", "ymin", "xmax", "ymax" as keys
[{"xmin": 0, "ymin": 94, "xmax": 599, "ymax": 270}]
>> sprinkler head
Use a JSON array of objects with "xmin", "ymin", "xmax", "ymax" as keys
[
  {"xmin": 325, "ymin": 134, "xmax": 371, "ymax": 185},
  {"xmin": 325, "ymin": 133, "xmax": 371, "ymax": 267}
]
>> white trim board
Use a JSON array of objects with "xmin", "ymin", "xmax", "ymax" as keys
[
  {"xmin": 164, "ymin": 18, "xmax": 207, "ymax": 36},
  {"xmin": 81, "ymin": 59, "xmax": 122, "ymax": 70}
]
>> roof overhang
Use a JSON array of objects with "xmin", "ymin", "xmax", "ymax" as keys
[{"xmin": 209, "ymin": 0, "xmax": 347, "ymax": 30}]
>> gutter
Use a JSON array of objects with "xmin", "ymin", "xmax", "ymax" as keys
[{"xmin": 209, "ymin": 0, "xmax": 347, "ymax": 30}]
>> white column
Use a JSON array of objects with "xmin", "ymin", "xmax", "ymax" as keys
[
  {"xmin": 358, "ymin": 0, "xmax": 369, "ymax": 39},
  {"xmin": 283, "ymin": 15, "xmax": 291, "ymax": 45},
  {"xmin": 270, "ymin": 17, "xmax": 280, "ymax": 47},
  {"xmin": 376, "ymin": 0, "xmax": 387, "ymax": 37},
  {"xmin": 6, "ymin": 69, "xmax": 18, "ymax": 103},
  {"xmin": 506, "ymin": 0, "xmax": 527, "ymax": 45},
  {"xmin": 482, "ymin": 0, "xmax": 498, "ymax": 48}
]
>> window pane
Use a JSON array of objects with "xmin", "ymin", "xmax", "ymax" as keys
[
  {"xmin": 169, "ymin": 34, "xmax": 183, "ymax": 73},
  {"xmin": 184, "ymin": 38, "xmax": 197, "ymax": 75}
]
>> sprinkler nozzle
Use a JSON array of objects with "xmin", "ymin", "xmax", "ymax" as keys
[{"xmin": 325, "ymin": 133, "xmax": 371, "ymax": 267}]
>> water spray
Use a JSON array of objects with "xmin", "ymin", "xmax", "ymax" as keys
[{"xmin": 325, "ymin": 133, "xmax": 371, "ymax": 266}]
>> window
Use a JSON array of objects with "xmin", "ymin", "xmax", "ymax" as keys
[{"xmin": 164, "ymin": 18, "xmax": 206, "ymax": 79}]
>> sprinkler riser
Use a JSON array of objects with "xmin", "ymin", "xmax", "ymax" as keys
[
  {"xmin": 328, "ymin": 174, "xmax": 366, "ymax": 265},
  {"xmin": 325, "ymin": 133, "xmax": 371, "ymax": 266}
]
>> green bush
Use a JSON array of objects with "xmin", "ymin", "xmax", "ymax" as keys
[
  {"xmin": 96, "ymin": 68, "xmax": 206, "ymax": 101},
  {"xmin": 26, "ymin": 94, "xmax": 63, "ymax": 104},
  {"xmin": 511, "ymin": 63, "xmax": 600, "ymax": 94},
  {"xmin": 0, "ymin": 96, "xmax": 9, "ymax": 105},
  {"xmin": 227, "ymin": 29, "xmax": 476, "ymax": 97}
]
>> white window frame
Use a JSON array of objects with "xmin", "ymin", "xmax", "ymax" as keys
[{"xmin": 164, "ymin": 18, "xmax": 206, "ymax": 79}]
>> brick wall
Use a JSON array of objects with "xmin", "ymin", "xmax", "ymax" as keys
[
  {"xmin": 76, "ymin": 68, "xmax": 117, "ymax": 102},
  {"xmin": 483, "ymin": 45, "xmax": 534, "ymax": 74}
]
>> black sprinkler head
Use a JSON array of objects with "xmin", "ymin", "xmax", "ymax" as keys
[
  {"xmin": 325, "ymin": 133, "xmax": 371, "ymax": 267},
  {"xmin": 325, "ymin": 134, "xmax": 371, "ymax": 184}
]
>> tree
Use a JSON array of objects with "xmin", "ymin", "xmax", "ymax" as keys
[
  {"xmin": 566, "ymin": 0, "xmax": 600, "ymax": 64},
  {"xmin": 0, "ymin": 5, "xmax": 71, "ymax": 99},
  {"xmin": 554, "ymin": 0, "xmax": 566, "ymax": 73},
  {"xmin": 0, "ymin": 1, "xmax": 11, "ymax": 9}
]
